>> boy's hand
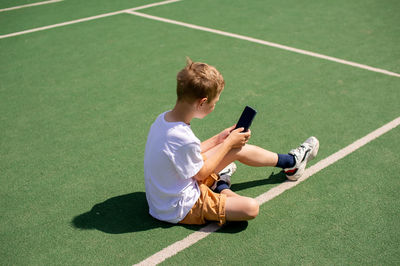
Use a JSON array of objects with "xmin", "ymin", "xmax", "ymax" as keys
[
  {"xmin": 217, "ymin": 125, "xmax": 236, "ymax": 144},
  {"xmin": 226, "ymin": 127, "xmax": 251, "ymax": 149}
]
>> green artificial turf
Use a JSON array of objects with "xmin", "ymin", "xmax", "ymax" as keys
[
  {"xmin": 0, "ymin": 0, "xmax": 152, "ymax": 35},
  {"xmin": 1, "ymin": 0, "xmax": 399, "ymax": 265},
  {"xmin": 163, "ymin": 127, "xmax": 400, "ymax": 265},
  {"xmin": 144, "ymin": 0, "xmax": 400, "ymax": 73}
]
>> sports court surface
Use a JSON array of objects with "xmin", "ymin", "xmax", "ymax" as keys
[{"xmin": 1, "ymin": 0, "xmax": 399, "ymax": 265}]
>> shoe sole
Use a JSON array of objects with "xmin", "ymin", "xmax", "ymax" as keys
[{"xmin": 308, "ymin": 136, "xmax": 319, "ymax": 161}]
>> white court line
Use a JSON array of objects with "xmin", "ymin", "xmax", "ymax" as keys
[
  {"xmin": 135, "ymin": 116, "xmax": 400, "ymax": 266},
  {"xmin": 0, "ymin": 0, "xmax": 181, "ymax": 39},
  {"xmin": 0, "ymin": 0, "xmax": 62, "ymax": 12},
  {"xmin": 2, "ymin": 0, "xmax": 399, "ymax": 79},
  {"xmin": 126, "ymin": 11, "xmax": 400, "ymax": 78}
]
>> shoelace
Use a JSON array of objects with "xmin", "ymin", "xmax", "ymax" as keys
[{"xmin": 293, "ymin": 144, "xmax": 309, "ymax": 161}]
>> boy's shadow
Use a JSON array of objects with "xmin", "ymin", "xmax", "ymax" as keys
[
  {"xmin": 71, "ymin": 171, "xmax": 286, "ymax": 234},
  {"xmin": 230, "ymin": 171, "xmax": 286, "ymax": 191},
  {"xmin": 72, "ymin": 192, "xmax": 173, "ymax": 234}
]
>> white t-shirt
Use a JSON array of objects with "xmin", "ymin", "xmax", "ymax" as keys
[{"xmin": 144, "ymin": 111, "xmax": 203, "ymax": 223}]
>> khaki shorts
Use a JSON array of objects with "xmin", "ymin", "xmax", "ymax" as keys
[{"xmin": 179, "ymin": 173, "xmax": 227, "ymax": 226}]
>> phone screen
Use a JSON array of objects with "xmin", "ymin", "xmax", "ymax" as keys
[{"xmin": 235, "ymin": 106, "xmax": 257, "ymax": 132}]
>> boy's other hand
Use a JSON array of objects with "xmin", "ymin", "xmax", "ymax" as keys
[
  {"xmin": 217, "ymin": 125, "xmax": 236, "ymax": 144},
  {"xmin": 226, "ymin": 128, "xmax": 251, "ymax": 149}
]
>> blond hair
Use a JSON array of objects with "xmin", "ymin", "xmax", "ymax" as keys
[{"xmin": 176, "ymin": 58, "xmax": 225, "ymax": 103}]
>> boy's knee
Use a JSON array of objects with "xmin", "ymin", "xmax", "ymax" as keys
[{"xmin": 246, "ymin": 199, "xmax": 259, "ymax": 219}]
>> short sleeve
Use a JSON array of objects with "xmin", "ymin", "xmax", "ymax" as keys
[{"xmin": 172, "ymin": 142, "xmax": 204, "ymax": 180}]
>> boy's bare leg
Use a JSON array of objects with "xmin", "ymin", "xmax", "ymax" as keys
[
  {"xmin": 203, "ymin": 143, "xmax": 290, "ymax": 221},
  {"xmin": 221, "ymin": 189, "xmax": 259, "ymax": 221},
  {"xmin": 203, "ymin": 143, "xmax": 278, "ymax": 174}
]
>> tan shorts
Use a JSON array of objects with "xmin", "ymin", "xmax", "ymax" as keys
[{"xmin": 179, "ymin": 173, "xmax": 227, "ymax": 226}]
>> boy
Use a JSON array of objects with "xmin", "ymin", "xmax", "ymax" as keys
[{"xmin": 144, "ymin": 58, "xmax": 319, "ymax": 225}]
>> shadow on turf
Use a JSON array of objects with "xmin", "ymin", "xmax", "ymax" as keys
[
  {"xmin": 71, "ymin": 172, "xmax": 285, "ymax": 234},
  {"xmin": 72, "ymin": 192, "xmax": 172, "ymax": 234},
  {"xmin": 71, "ymin": 192, "xmax": 247, "ymax": 234},
  {"xmin": 231, "ymin": 171, "xmax": 287, "ymax": 191}
]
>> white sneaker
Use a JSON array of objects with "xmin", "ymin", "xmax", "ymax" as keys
[
  {"xmin": 211, "ymin": 162, "xmax": 237, "ymax": 190},
  {"xmin": 284, "ymin": 136, "xmax": 319, "ymax": 181}
]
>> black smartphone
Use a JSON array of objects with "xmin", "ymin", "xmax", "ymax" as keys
[{"xmin": 234, "ymin": 106, "xmax": 257, "ymax": 132}]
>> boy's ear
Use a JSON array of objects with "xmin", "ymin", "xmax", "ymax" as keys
[{"xmin": 199, "ymin": 97, "xmax": 208, "ymax": 106}]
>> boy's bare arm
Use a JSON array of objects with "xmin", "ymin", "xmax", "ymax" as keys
[
  {"xmin": 194, "ymin": 128, "xmax": 250, "ymax": 181},
  {"xmin": 200, "ymin": 134, "xmax": 219, "ymax": 153}
]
